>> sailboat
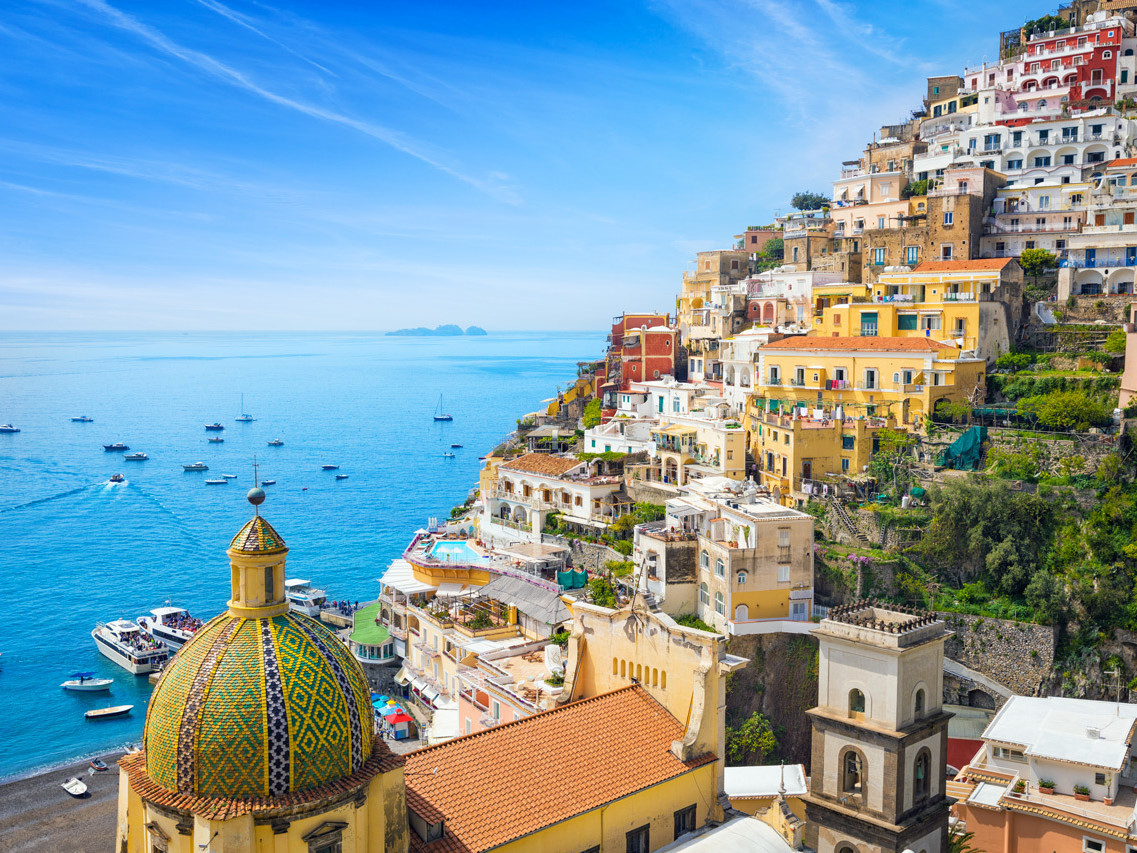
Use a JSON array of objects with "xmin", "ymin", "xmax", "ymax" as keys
[
  {"xmin": 235, "ymin": 394, "xmax": 255, "ymax": 423},
  {"xmin": 433, "ymin": 394, "xmax": 453, "ymax": 422}
]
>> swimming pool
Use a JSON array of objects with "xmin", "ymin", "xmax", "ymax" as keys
[{"xmin": 428, "ymin": 540, "xmax": 485, "ymax": 564}]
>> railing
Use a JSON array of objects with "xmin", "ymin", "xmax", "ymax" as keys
[
  {"xmin": 789, "ymin": 378, "xmax": 806, "ymax": 387},
  {"xmin": 1082, "ymin": 223, "xmax": 1137, "ymax": 234},
  {"xmin": 858, "ymin": 326, "xmax": 878, "ymax": 336},
  {"xmin": 943, "ymin": 293, "xmax": 977, "ymax": 302},
  {"xmin": 767, "ymin": 376, "xmax": 783, "ymax": 385},
  {"xmin": 984, "ymin": 220, "xmax": 1081, "ymax": 234},
  {"xmin": 1061, "ymin": 257, "xmax": 1137, "ymax": 268}
]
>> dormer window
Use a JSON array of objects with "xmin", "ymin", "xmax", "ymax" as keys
[{"xmin": 408, "ymin": 810, "xmax": 446, "ymax": 844}]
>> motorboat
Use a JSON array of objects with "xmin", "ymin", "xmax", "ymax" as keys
[
  {"xmin": 204, "ymin": 478, "xmax": 227, "ymax": 485},
  {"xmin": 61, "ymin": 777, "xmax": 88, "ymax": 796},
  {"xmin": 109, "ymin": 474, "xmax": 125, "ymax": 484},
  {"xmin": 137, "ymin": 607, "xmax": 203, "ymax": 650},
  {"xmin": 221, "ymin": 473, "xmax": 237, "ymax": 479},
  {"xmin": 92, "ymin": 621, "xmax": 167, "ymax": 674},
  {"xmin": 71, "ymin": 416, "xmax": 94, "ymax": 423},
  {"xmin": 204, "ymin": 422, "xmax": 225, "ymax": 431},
  {"xmin": 433, "ymin": 394, "xmax": 453, "ymax": 421},
  {"xmin": 89, "ymin": 758, "xmax": 109, "ymax": 772},
  {"xmin": 335, "ymin": 473, "xmax": 349, "ymax": 480},
  {"xmin": 103, "ymin": 443, "xmax": 129, "ymax": 452},
  {"xmin": 182, "ymin": 462, "xmax": 208, "ymax": 471},
  {"xmin": 321, "ymin": 465, "xmax": 339, "ymax": 471},
  {"xmin": 61, "ymin": 672, "xmax": 113, "ymax": 692},
  {"xmin": 234, "ymin": 393, "xmax": 255, "ymax": 423},
  {"xmin": 267, "ymin": 439, "xmax": 284, "ymax": 447},
  {"xmin": 0, "ymin": 424, "xmax": 20, "ymax": 433},
  {"xmin": 442, "ymin": 452, "xmax": 455, "ymax": 458},
  {"xmin": 85, "ymin": 705, "xmax": 133, "ymax": 720},
  {"xmin": 284, "ymin": 579, "xmax": 327, "ymax": 616},
  {"xmin": 124, "ymin": 452, "xmax": 148, "ymax": 461},
  {"xmin": 208, "ymin": 436, "xmax": 225, "ymax": 443},
  {"xmin": 450, "ymin": 443, "xmax": 463, "ymax": 448},
  {"xmin": 260, "ymin": 479, "xmax": 276, "ymax": 486}
]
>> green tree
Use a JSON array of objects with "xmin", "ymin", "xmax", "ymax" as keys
[
  {"xmin": 1105, "ymin": 329, "xmax": 1127, "ymax": 355},
  {"xmin": 588, "ymin": 577, "xmax": 617, "ymax": 608},
  {"xmin": 995, "ymin": 351, "xmax": 1032, "ymax": 373},
  {"xmin": 1019, "ymin": 247, "xmax": 1057, "ymax": 280},
  {"xmin": 1017, "ymin": 390, "xmax": 1110, "ymax": 431},
  {"xmin": 934, "ymin": 399, "xmax": 972, "ymax": 424},
  {"xmin": 581, "ymin": 397, "xmax": 602, "ymax": 429},
  {"xmin": 725, "ymin": 712, "xmax": 779, "ymax": 765},
  {"xmin": 1023, "ymin": 14, "xmax": 1069, "ymax": 34},
  {"xmin": 759, "ymin": 237, "xmax": 784, "ymax": 260},
  {"xmin": 901, "ymin": 179, "xmax": 929, "ymax": 198},
  {"xmin": 948, "ymin": 825, "xmax": 980, "ymax": 853},
  {"xmin": 867, "ymin": 428, "xmax": 917, "ymax": 492},
  {"xmin": 791, "ymin": 191, "xmax": 829, "ymax": 210}
]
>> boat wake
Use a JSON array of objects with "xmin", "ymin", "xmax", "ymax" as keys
[{"xmin": 0, "ymin": 484, "xmax": 98, "ymax": 515}]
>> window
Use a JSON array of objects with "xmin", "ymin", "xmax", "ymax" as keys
[
  {"xmin": 778, "ymin": 528, "xmax": 791, "ymax": 564},
  {"xmin": 714, "ymin": 592, "xmax": 724, "ymax": 615},
  {"xmin": 941, "ymin": 244, "xmax": 953, "ymax": 260},
  {"xmin": 841, "ymin": 749, "xmax": 864, "ymax": 797},
  {"xmin": 842, "ymin": 435, "xmax": 855, "ymax": 450},
  {"xmin": 943, "ymin": 211, "xmax": 953, "ymax": 225},
  {"xmin": 264, "ymin": 566, "xmax": 274, "ymax": 601},
  {"xmin": 626, "ymin": 825, "xmax": 650, "ymax": 853},
  {"xmin": 674, "ymin": 805, "xmax": 697, "ymax": 839},
  {"xmin": 493, "ymin": 700, "xmax": 501, "ymax": 721},
  {"xmin": 1084, "ymin": 839, "xmax": 1105, "ymax": 853},
  {"xmin": 877, "ymin": 216, "xmax": 886, "ymax": 229},
  {"xmin": 864, "ymin": 368, "xmax": 877, "ymax": 389},
  {"xmin": 1034, "ymin": 155, "xmax": 1052, "ymax": 167},
  {"xmin": 778, "ymin": 564, "xmax": 790, "ymax": 583},
  {"xmin": 873, "ymin": 247, "xmax": 886, "ymax": 265},
  {"xmin": 914, "ymin": 750, "xmax": 931, "ymax": 801},
  {"xmin": 1007, "ymin": 158, "xmax": 1023, "ymax": 170},
  {"xmin": 1105, "ymin": 50, "xmax": 1113, "ymax": 59},
  {"xmin": 737, "ymin": 571, "xmax": 747, "ymax": 585},
  {"xmin": 699, "ymin": 582, "xmax": 709, "ymax": 606},
  {"xmin": 906, "ymin": 246, "xmax": 919, "ymax": 265},
  {"xmin": 1096, "ymin": 772, "xmax": 1107, "ymax": 786},
  {"xmin": 1012, "ymin": 130, "xmax": 1022, "ymax": 146},
  {"xmin": 849, "ymin": 689, "xmax": 865, "ymax": 714},
  {"xmin": 715, "ymin": 558, "xmax": 725, "ymax": 578},
  {"xmin": 700, "ymin": 550, "xmax": 709, "ymax": 568},
  {"xmin": 992, "ymin": 746, "xmax": 1025, "ymax": 762},
  {"xmin": 842, "ymin": 458, "xmax": 850, "ymax": 472},
  {"xmin": 898, "ymin": 313, "xmax": 918, "ymax": 330}
]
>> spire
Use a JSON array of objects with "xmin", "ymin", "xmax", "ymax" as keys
[{"xmin": 226, "ymin": 486, "xmax": 288, "ymax": 618}]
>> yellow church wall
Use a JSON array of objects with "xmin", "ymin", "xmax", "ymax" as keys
[{"xmin": 490, "ymin": 764, "xmax": 718, "ymax": 853}]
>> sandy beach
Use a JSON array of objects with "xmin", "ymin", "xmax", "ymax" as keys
[{"xmin": 0, "ymin": 752, "xmax": 121, "ymax": 853}]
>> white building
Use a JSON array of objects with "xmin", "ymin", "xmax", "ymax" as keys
[
  {"xmin": 581, "ymin": 416, "xmax": 657, "ymax": 455},
  {"xmin": 979, "ymin": 179, "xmax": 1091, "ymax": 259}
]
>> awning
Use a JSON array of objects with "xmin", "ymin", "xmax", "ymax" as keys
[
  {"xmin": 410, "ymin": 676, "xmax": 427, "ymax": 693},
  {"xmin": 393, "ymin": 667, "xmax": 410, "ymax": 686},
  {"xmin": 435, "ymin": 582, "xmax": 467, "ymax": 597},
  {"xmin": 422, "ymin": 686, "xmax": 440, "ymax": 703},
  {"xmin": 381, "ymin": 560, "xmax": 436, "ymax": 596}
]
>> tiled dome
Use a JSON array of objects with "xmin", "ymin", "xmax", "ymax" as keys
[
  {"xmin": 143, "ymin": 610, "xmax": 374, "ymax": 798},
  {"xmin": 229, "ymin": 515, "xmax": 287, "ymax": 555}
]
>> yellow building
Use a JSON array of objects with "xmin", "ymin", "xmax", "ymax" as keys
[
  {"xmin": 647, "ymin": 416, "xmax": 747, "ymax": 487},
  {"xmin": 822, "ymin": 258, "xmax": 1024, "ymax": 363},
  {"xmin": 117, "ymin": 488, "xmax": 408, "ymax": 853}
]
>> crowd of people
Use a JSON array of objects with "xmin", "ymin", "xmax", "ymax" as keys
[
  {"xmin": 329, "ymin": 600, "xmax": 360, "ymax": 616},
  {"xmin": 160, "ymin": 611, "xmax": 203, "ymax": 634}
]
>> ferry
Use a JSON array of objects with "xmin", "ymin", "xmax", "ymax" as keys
[
  {"xmin": 267, "ymin": 439, "xmax": 284, "ymax": 447},
  {"xmin": 204, "ymin": 422, "xmax": 225, "ymax": 431},
  {"xmin": 182, "ymin": 462, "xmax": 208, "ymax": 471},
  {"xmin": 92, "ymin": 620, "xmax": 168, "ymax": 674},
  {"xmin": 71, "ymin": 416, "xmax": 94, "ymax": 423},
  {"xmin": 137, "ymin": 607, "xmax": 203, "ymax": 650},
  {"xmin": 103, "ymin": 443, "xmax": 129, "ymax": 452},
  {"xmin": 124, "ymin": 452, "xmax": 148, "ymax": 461},
  {"xmin": 0, "ymin": 424, "xmax": 20, "ymax": 433},
  {"xmin": 284, "ymin": 579, "xmax": 327, "ymax": 616}
]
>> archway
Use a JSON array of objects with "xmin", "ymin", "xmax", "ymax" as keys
[
  {"xmin": 968, "ymin": 688, "xmax": 996, "ymax": 710},
  {"xmin": 763, "ymin": 302, "xmax": 775, "ymax": 324},
  {"xmin": 511, "ymin": 505, "xmax": 528, "ymax": 523},
  {"xmin": 663, "ymin": 458, "xmax": 678, "ymax": 484}
]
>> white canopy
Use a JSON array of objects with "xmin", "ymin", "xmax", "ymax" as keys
[
  {"xmin": 435, "ymin": 582, "xmax": 467, "ymax": 597},
  {"xmin": 380, "ymin": 560, "xmax": 435, "ymax": 596}
]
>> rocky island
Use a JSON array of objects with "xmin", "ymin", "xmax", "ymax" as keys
[{"xmin": 386, "ymin": 324, "xmax": 487, "ymax": 337}]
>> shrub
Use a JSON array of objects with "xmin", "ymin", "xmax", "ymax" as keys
[
  {"xmin": 1016, "ymin": 390, "xmax": 1111, "ymax": 431},
  {"xmin": 1039, "ymin": 778, "xmax": 1055, "ymax": 788},
  {"xmin": 995, "ymin": 352, "xmax": 1032, "ymax": 373},
  {"xmin": 544, "ymin": 672, "xmax": 565, "ymax": 687},
  {"xmin": 1074, "ymin": 783, "xmax": 1091, "ymax": 795},
  {"xmin": 1105, "ymin": 329, "xmax": 1128, "ymax": 354},
  {"xmin": 674, "ymin": 613, "xmax": 717, "ymax": 633},
  {"xmin": 581, "ymin": 398, "xmax": 602, "ymax": 429},
  {"xmin": 549, "ymin": 629, "xmax": 570, "ymax": 648},
  {"xmin": 588, "ymin": 577, "xmax": 617, "ymax": 608}
]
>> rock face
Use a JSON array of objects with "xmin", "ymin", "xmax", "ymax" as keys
[{"xmin": 386, "ymin": 324, "xmax": 487, "ymax": 336}]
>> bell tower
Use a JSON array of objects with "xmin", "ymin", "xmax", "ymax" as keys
[
  {"xmin": 226, "ymin": 486, "xmax": 290, "ymax": 618},
  {"xmin": 803, "ymin": 601, "xmax": 952, "ymax": 853}
]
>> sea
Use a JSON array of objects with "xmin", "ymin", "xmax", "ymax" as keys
[{"xmin": 0, "ymin": 330, "xmax": 603, "ymax": 781}]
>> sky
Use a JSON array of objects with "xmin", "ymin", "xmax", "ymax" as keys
[{"xmin": 0, "ymin": 0, "xmax": 1049, "ymax": 330}]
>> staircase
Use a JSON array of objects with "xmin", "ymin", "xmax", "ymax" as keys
[{"xmin": 829, "ymin": 496, "xmax": 871, "ymax": 545}]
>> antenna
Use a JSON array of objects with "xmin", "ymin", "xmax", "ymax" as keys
[{"xmin": 1106, "ymin": 665, "xmax": 1121, "ymax": 714}]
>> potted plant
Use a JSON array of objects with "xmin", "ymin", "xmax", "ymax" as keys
[
  {"xmin": 1039, "ymin": 779, "xmax": 1056, "ymax": 795},
  {"xmin": 1013, "ymin": 780, "xmax": 1026, "ymax": 794},
  {"xmin": 1074, "ymin": 784, "xmax": 1091, "ymax": 801}
]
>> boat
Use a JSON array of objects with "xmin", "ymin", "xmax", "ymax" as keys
[
  {"xmin": 260, "ymin": 479, "xmax": 276, "ymax": 486},
  {"xmin": 0, "ymin": 424, "xmax": 20, "ymax": 433},
  {"xmin": 89, "ymin": 758, "xmax": 108, "ymax": 772},
  {"xmin": 182, "ymin": 462, "xmax": 208, "ymax": 471},
  {"xmin": 137, "ymin": 607, "xmax": 203, "ymax": 650},
  {"xmin": 450, "ymin": 443, "xmax": 463, "ymax": 448},
  {"xmin": 60, "ymin": 672, "xmax": 113, "ymax": 692},
  {"xmin": 221, "ymin": 473, "xmax": 237, "ymax": 479},
  {"xmin": 71, "ymin": 416, "xmax": 94, "ymax": 423},
  {"xmin": 442, "ymin": 452, "xmax": 455, "ymax": 458},
  {"xmin": 321, "ymin": 464, "xmax": 339, "ymax": 471},
  {"xmin": 433, "ymin": 394, "xmax": 453, "ymax": 422},
  {"xmin": 208, "ymin": 436, "xmax": 225, "ymax": 443},
  {"xmin": 267, "ymin": 439, "xmax": 284, "ymax": 447},
  {"xmin": 109, "ymin": 474, "xmax": 125, "ymax": 484},
  {"xmin": 103, "ymin": 443, "xmax": 129, "ymax": 452},
  {"xmin": 234, "ymin": 393, "xmax": 255, "ymax": 423},
  {"xmin": 61, "ymin": 777, "xmax": 88, "ymax": 796},
  {"xmin": 283, "ymin": 579, "xmax": 327, "ymax": 616},
  {"xmin": 124, "ymin": 452, "xmax": 148, "ymax": 461},
  {"xmin": 204, "ymin": 422, "xmax": 225, "ymax": 431},
  {"xmin": 205, "ymin": 478, "xmax": 228, "ymax": 485},
  {"xmin": 85, "ymin": 705, "xmax": 134, "ymax": 720},
  {"xmin": 335, "ymin": 473, "xmax": 349, "ymax": 480},
  {"xmin": 92, "ymin": 621, "xmax": 168, "ymax": 674}
]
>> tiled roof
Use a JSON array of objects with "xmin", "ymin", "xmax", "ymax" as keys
[
  {"xmin": 911, "ymin": 258, "xmax": 1016, "ymax": 272},
  {"xmin": 1106, "ymin": 157, "xmax": 1137, "ymax": 168},
  {"xmin": 499, "ymin": 453, "xmax": 582, "ymax": 477},
  {"xmin": 229, "ymin": 515, "xmax": 287, "ymax": 554},
  {"xmin": 759, "ymin": 336, "xmax": 953, "ymax": 352},
  {"xmin": 119, "ymin": 735, "xmax": 403, "ymax": 820},
  {"xmin": 404, "ymin": 685, "xmax": 715, "ymax": 853}
]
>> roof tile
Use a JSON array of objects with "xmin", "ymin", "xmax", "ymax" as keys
[
  {"xmin": 911, "ymin": 258, "xmax": 1015, "ymax": 272},
  {"xmin": 759, "ymin": 336, "xmax": 954, "ymax": 353},
  {"xmin": 498, "ymin": 453, "xmax": 583, "ymax": 478}
]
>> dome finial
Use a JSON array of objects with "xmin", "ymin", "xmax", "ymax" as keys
[{"xmin": 248, "ymin": 457, "xmax": 265, "ymax": 513}]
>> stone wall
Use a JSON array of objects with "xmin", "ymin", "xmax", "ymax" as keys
[
  {"xmin": 546, "ymin": 536, "xmax": 627, "ymax": 573},
  {"xmin": 1058, "ymin": 294, "xmax": 1132, "ymax": 325},
  {"xmin": 624, "ymin": 476, "xmax": 678, "ymax": 506},
  {"xmin": 938, "ymin": 612, "xmax": 1057, "ymax": 698}
]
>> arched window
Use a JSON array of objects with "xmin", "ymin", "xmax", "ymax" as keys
[
  {"xmin": 715, "ymin": 558, "xmax": 725, "ymax": 578},
  {"xmin": 849, "ymin": 688, "xmax": 866, "ymax": 716},
  {"xmin": 714, "ymin": 592, "xmax": 725, "ymax": 615},
  {"xmin": 700, "ymin": 550, "xmax": 709, "ymax": 569},
  {"xmin": 737, "ymin": 571, "xmax": 748, "ymax": 585},
  {"xmin": 613, "ymin": 656, "xmax": 619, "ymax": 676},
  {"xmin": 620, "ymin": 659, "xmax": 626, "ymax": 677},
  {"xmin": 840, "ymin": 750, "xmax": 864, "ymax": 797},
  {"xmin": 699, "ymin": 583, "xmax": 710, "ymax": 606},
  {"xmin": 1038, "ymin": 99, "xmax": 1047, "ymax": 109},
  {"xmin": 914, "ymin": 749, "xmax": 931, "ymax": 800},
  {"xmin": 915, "ymin": 688, "xmax": 926, "ymax": 717},
  {"xmin": 1104, "ymin": 50, "xmax": 1113, "ymax": 59}
]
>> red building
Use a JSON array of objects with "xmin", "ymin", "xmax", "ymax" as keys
[{"xmin": 599, "ymin": 313, "xmax": 678, "ymax": 414}]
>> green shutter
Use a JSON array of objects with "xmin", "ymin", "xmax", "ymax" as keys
[{"xmin": 898, "ymin": 314, "xmax": 918, "ymax": 330}]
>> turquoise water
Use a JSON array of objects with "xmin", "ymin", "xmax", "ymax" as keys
[
  {"xmin": 428, "ymin": 539, "xmax": 486, "ymax": 563},
  {"xmin": 0, "ymin": 331, "xmax": 601, "ymax": 780}
]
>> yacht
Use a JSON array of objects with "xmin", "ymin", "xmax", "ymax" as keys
[
  {"xmin": 335, "ymin": 473, "xmax": 349, "ymax": 480},
  {"xmin": 321, "ymin": 464, "xmax": 339, "ymax": 471},
  {"xmin": 204, "ymin": 478, "xmax": 227, "ymax": 485},
  {"xmin": 433, "ymin": 394, "xmax": 453, "ymax": 422},
  {"xmin": 92, "ymin": 620, "xmax": 168, "ymax": 674},
  {"xmin": 60, "ymin": 672, "xmax": 113, "ymax": 692},
  {"xmin": 137, "ymin": 607, "xmax": 203, "ymax": 650},
  {"xmin": 267, "ymin": 439, "xmax": 284, "ymax": 447},
  {"xmin": 221, "ymin": 473, "xmax": 237, "ymax": 479},
  {"xmin": 208, "ymin": 436, "xmax": 225, "ymax": 443},
  {"xmin": 183, "ymin": 462, "xmax": 208, "ymax": 471},
  {"xmin": 71, "ymin": 416, "xmax": 94, "ymax": 423},
  {"xmin": 284, "ymin": 579, "xmax": 327, "ymax": 616},
  {"xmin": 0, "ymin": 424, "xmax": 20, "ymax": 433},
  {"xmin": 450, "ymin": 443, "xmax": 463, "ymax": 448},
  {"xmin": 260, "ymin": 479, "xmax": 276, "ymax": 486},
  {"xmin": 124, "ymin": 452, "xmax": 148, "ymax": 461},
  {"xmin": 234, "ymin": 393, "xmax": 255, "ymax": 423},
  {"xmin": 103, "ymin": 443, "xmax": 129, "ymax": 452},
  {"xmin": 204, "ymin": 423, "xmax": 225, "ymax": 431}
]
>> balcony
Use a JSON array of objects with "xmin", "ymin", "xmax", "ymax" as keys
[
  {"xmin": 1082, "ymin": 223, "xmax": 1137, "ymax": 235},
  {"xmin": 942, "ymin": 292, "xmax": 977, "ymax": 302},
  {"xmin": 858, "ymin": 325, "xmax": 878, "ymax": 337},
  {"xmin": 766, "ymin": 376, "xmax": 783, "ymax": 385},
  {"xmin": 789, "ymin": 378, "xmax": 806, "ymax": 387}
]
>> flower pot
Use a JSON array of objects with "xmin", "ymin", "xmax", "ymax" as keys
[
  {"xmin": 1105, "ymin": 797, "xmax": 1114, "ymax": 806},
  {"xmin": 1040, "ymin": 786, "xmax": 1055, "ymax": 795},
  {"xmin": 1074, "ymin": 793, "xmax": 1090, "ymax": 802}
]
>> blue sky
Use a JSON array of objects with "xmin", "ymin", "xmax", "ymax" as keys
[{"xmin": 1, "ymin": 0, "xmax": 1048, "ymax": 330}]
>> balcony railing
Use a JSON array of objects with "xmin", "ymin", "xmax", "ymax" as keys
[
  {"xmin": 767, "ymin": 376, "xmax": 783, "ymax": 385},
  {"xmin": 1082, "ymin": 223, "xmax": 1137, "ymax": 235},
  {"xmin": 858, "ymin": 325, "xmax": 878, "ymax": 336},
  {"xmin": 789, "ymin": 378, "xmax": 806, "ymax": 387}
]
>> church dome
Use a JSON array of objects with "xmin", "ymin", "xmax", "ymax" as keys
[{"xmin": 144, "ymin": 609, "xmax": 374, "ymax": 798}]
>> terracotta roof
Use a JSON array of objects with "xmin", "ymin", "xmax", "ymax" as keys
[
  {"xmin": 1106, "ymin": 157, "xmax": 1137, "ymax": 168},
  {"xmin": 499, "ymin": 453, "xmax": 582, "ymax": 477},
  {"xmin": 911, "ymin": 258, "xmax": 1016, "ymax": 272},
  {"xmin": 404, "ymin": 685, "xmax": 715, "ymax": 853},
  {"xmin": 759, "ymin": 336, "xmax": 954, "ymax": 353}
]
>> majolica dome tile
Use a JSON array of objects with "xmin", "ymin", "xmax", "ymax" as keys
[
  {"xmin": 143, "ymin": 610, "xmax": 373, "ymax": 798},
  {"xmin": 229, "ymin": 516, "xmax": 287, "ymax": 555}
]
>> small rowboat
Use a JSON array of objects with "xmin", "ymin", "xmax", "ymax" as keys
[
  {"xmin": 89, "ymin": 758, "xmax": 108, "ymax": 772},
  {"xmin": 61, "ymin": 777, "xmax": 88, "ymax": 797},
  {"xmin": 85, "ymin": 704, "xmax": 133, "ymax": 720}
]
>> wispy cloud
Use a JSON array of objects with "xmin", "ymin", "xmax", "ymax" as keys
[
  {"xmin": 74, "ymin": 0, "xmax": 521, "ymax": 203},
  {"xmin": 193, "ymin": 0, "xmax": 336, "ymax": 77}
]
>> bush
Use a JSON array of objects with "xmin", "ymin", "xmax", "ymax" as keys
[
  {"xmin": 581, "ymin": 398, "xmax": 602, "ymax": 429},
  {"xmin": 549, "ymin": 629, "xmax": 570, "ymax": 648},
  {"xmin": 1105, "ymin": 329, "xmax": 1128, "ymax": 355},
  {"xmin": 1074, "ymin": 783, "xmax": 1090, "ymax": 795},
  {"xmin": 1020, "ymin": 247, "xmax": 1057, "ymax": 278},
  {"xmin": 544, "ymin": 672, "xmax": 565, "ymax": 687},
  {"xmin": 588, "ymin": 577, "xmax": 617, "ymax": 608},
  {"xmin": 610, "ymin": 538, "xmax": 633, "ymax": 556},
  {"xmin": 995, "ymin": 352, "xmax": 1033, "ymax": 373},
  {"xmin": 605, "ymin": 559, "xmax": 634, "ymax": 577},
  {"xmin": 674, "ymin": 613, "xmax": 717, "ymax": 633},
  {"xmin": 1017, "ymin": 390, "xmax": 1112, "ymax": 431},
  {"xmin": 725, "ymin": 712, "xmax": 780, "ymax": 765}
]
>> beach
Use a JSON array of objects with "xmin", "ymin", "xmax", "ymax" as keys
[{"xmin": 0, "ymin": 753, "xmax": 121, "ymax": 853}]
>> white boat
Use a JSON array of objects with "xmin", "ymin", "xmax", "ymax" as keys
[
  {"xmin": 124, "ymin": 452, "xmax": 148, "ymax": 461},
  {"xmin": 61, "ymin": 777, "xmax": 88, "ymax": 797},
  {"xmin": 335, "ymin": 473, "xmax": 349, "ymax": 480},
  {"xmin": 205, "ymin": 478, "xmax": 227, "ymax": 485},
  {"xmin": 0, "ymin": 424, "xmax": 21, "ymax": 433},
  {"xmin": 183, "ymin": 462, "xmax": 208, "ymax": 471},
  {"xmin": 221, "ymin": 473, "xmax": 237, "ymax": 479},
  {"xmin": 60, "ymin": 672, "xmax": 113, "ymax": 692},
  {"xmin": 137, "ymin": 607, "xmax": 204, "ymax": 650},
  {"xmin": 321, "ymin": 464, "xmax": 339, "ymax": 471},
  {"xmin": 92, "ymin": 620, "xmax": 168, "ymax": 675},
  {"xmin": 433, "ymin": 394, "xmax": 453, "ymax": 421},
  {"xmin": 284, "ymin": 579, "xmax": 327, "ymax": 616},
  {"xmin": 267, "ymin": 439, "xmax": 284, "ymax": 447},
  {"xmin": 71, "ymin": 416, "xmax": 94, "ymax": 423},
  {"xmin": 235, "ymin": 393, "xmax": 255, "ymax": 423},
  {"xmin": 85, "ymin": 705, "xmax": 133, "ymax": 720},
  {"xmin": 260, "ymin": 479, "xmax": 276, "ymax": 486}
]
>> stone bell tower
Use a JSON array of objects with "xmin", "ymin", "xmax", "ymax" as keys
[{"xmin": 802, "ymin": 600, "xmax": 952, "ymax": 853}]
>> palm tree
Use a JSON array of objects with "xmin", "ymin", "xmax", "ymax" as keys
[{"xmin": 948, "ymin": 825, "xmax": 980, "ymax": 853}]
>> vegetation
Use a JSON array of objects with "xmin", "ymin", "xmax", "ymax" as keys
[
  {"xmin": 1019, "ymin": 247, "xmax": 1057, "ymax": 281},
  {"xmin": 867, "ymin": 428, "xmax": 918, "ymax": 492},
  {"xmin": 581, "ymin": 397, "xmax": 602, "ymax": 429},
  {"xmin": 674, "ymin": 613, "xmax": 717, "ymax": 633},
  {"xmin": 544, "ymin": 672, "xmax": 565, "ymax": 687},
  {"xmin": 1016, "ymin": 390, "xmax": 1112, "ymax": 431},
  {"xmin": 994, "ymin": 351, "xmax": 1033, "ymax": 373},
  {"xmin": 576, "ymin": 450, "xmax": 628, "ymax": 462},
  {"xmin": 1105, "ymin": 329, "xmax": 1128, "ymax": 355},
  {"xmin": 549, "ymin": 629, "xmax": 570, "ymax": 648},
  {"xmin": 790, "ymin": 191, "xmax": 829, "ymax": 210},
  {"xmin": 1023, "ymin": 14, "xmax": 1069, "ymax": 34},
  {"xmin": 588, "ymin": 577, "xmax": 618, "ymax": 608},
  {"xmin": 604, "ymin": 559, "xmax": 634, "ymax": 577},
  {"xmin": 901, "ymin": 179, "xmax": 929, "ymax": 198},
  {"xmin": 948, "ymin": 826, "xmax": 981, "ymax": 853},
  {"xmin": 725, "ymin": 711, "xmax": 780, "ymax": 765}
]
